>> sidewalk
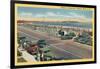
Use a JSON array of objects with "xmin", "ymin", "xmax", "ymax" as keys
[{"xmin": 18, "ymin": 48, "xmax": 37, "ymax": 62}]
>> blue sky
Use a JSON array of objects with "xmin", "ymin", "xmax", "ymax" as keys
[{"xmin": 17, "ymin": 7, "xmax": 93, "ymax": 20}]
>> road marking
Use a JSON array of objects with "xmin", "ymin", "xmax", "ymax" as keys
[{"xmin": 50, "ymin": 44, "xmax": 82, "ymax": 58}]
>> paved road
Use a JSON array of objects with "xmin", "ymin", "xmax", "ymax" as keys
[{"xmin": 18, "ymin": 24, "xmax": 92, "ymax": 59}]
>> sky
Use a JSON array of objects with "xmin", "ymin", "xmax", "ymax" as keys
[{"xmin": 17, "ymin": 6, "xmax": 93, "ymax": 20}]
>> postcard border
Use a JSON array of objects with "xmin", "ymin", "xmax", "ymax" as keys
[{"xmin": 10, "ymin": 1, "xmax": 97, "ymax": 69}]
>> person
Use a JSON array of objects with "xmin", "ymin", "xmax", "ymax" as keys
[{"xmin": 39, "ymin": 50, "xmax": 45, "ymax": 61}]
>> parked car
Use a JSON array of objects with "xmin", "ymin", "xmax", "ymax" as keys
[
  {"xmin": 26, "ymin": 44, "xmax": 38, "ymax": 55},
  {"xmin": 37, "ymin": 40, "xmax": 48, "ymax": 48}
]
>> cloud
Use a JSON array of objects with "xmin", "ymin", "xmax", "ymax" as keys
[
  {"xmin": 18, "ymin": 11, "xmax": 92, "ymax": 22},
  {"xmin": 33, "ymin": 12, "xmax": 72, "ymax": 18},
  {"xmin": 46, "ymin": 12, "xmax": 57, "ymax": 16},
  {"xmin": 33, "ymin": 11, "xmax": 89, "ymax": 19},
  {"xmin": 34, "ymin": 14, "xmax": 45, "ymax": 17},
  {"xmin": 67, "ymin": 12, "xmax": 92, "ymax": 22},
  {"xmin": 19, "ymin": 12, "xmax": 33, "ymax": 17},
  {"xmin": 19, "ymin": 11, "xmax": 88, "ymax": 19},
  {"xmin": 33, "ymin": 12, "xmax": 59, "ymax": 17},
  {"xmin": 68, "ymin": 12, "xmax": 86, "ymax": 18}
]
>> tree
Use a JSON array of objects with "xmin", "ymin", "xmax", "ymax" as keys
[
  {"xmin": 58, "ymin": 30, "xmax": 64, "ymax": 36},
  {"xmin": 68, "ymin": 32, "xmax": 76, "ymax": 37}
]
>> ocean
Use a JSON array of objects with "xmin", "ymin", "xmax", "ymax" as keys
[{"xmin": 32, "ymin": 22, "xmax": 92, "ymax": 29}]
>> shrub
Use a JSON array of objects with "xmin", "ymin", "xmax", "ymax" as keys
[{"xmin": 17, "ymin": 50, "xmax": 22, "ymax": 56}]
